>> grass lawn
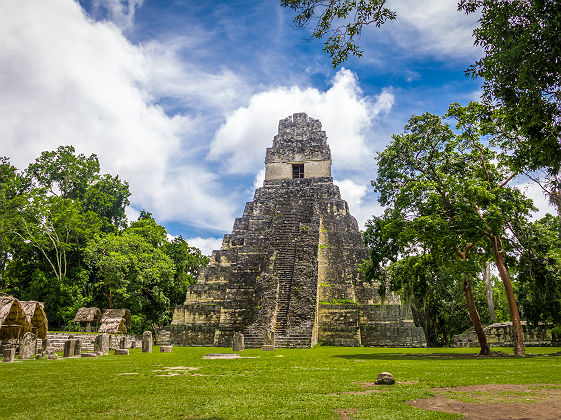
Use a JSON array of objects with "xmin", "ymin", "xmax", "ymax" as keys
[{"xmin": 1, "ymin": 346, "xmax": 560, "ymax": 419}]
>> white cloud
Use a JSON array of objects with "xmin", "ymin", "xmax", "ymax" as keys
[
  {"xmin": 90, "ymin": 0, "xmax": 144, "ymax": 30},
  {"xmin": 0, "ymin": 0, "xmax": 237, "ymax": 232},
  {"xmin": 373, "ymin": 0, "xmax": 480, "ymax": 59},
  {"xmin": 335, "ymin": 179, "xmax": 367, "ymax": 211},
  {"xmin": 186, "ymin": 237, "xmax": 223, "ymax": 256},
  {"xmin": 335, "ymin": 178, "xmax": 385, "ymax": 230},
  {"xmin": 516, "ymin": 181, "xmax": 556, "ymax": 220},
  {"xmin": 140, "ymin": 39, "xmax": 251, "ymax": 113},
  {"xmin": 208, "ymin": 69, "xmax": 394, "ymax": 175},
  {"xmin": 253, "ymin": 168, "xmax": 266, "ymax": 191}
]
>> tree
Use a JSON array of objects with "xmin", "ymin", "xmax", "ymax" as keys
[
  {"xmin": 364, "ymin": 217, "xmax": 476, "ymax": 346},
  {"xmin": 26, "ymin": 145, "xmax": 100, "ymax": 200},
  {"xmin": 163, "ymin": 236, "xmax": 210, "ymax": 307},
  {"xmin": 370, "ymin": 103, "xmax": 537, "ymax": 355},
  {"xmin": 82, "ymin": 174, "xmax": 130, "ymax": 232},
  {"xmin": 0, "ymin": 157, "xmax": 29, "ymax": 290},
  {"xmin": 14, "ymin": 194, "xmax": 102, "ymax": 284},
  {"xmin": 280, "ymin": 0, "xmax": 396, "ymax": 67},
  {"xmin": 84, "ymin": 227, "xmax": 209, "ymax": 332},
  {"xmin": 513, "ymin": 214, "xmax": 561, "ymax": 326},
  {"xmin": 459, "ymin": 0, "xmax": 561, "ymax": 173},
  {"xmin": 127, "ymin": 211, "xmax": 168, "ymax": 247}
]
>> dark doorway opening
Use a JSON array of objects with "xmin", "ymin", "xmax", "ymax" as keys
[{"xmin": 292, "ymin": 164, "xmax": 304, "ymax": 179}]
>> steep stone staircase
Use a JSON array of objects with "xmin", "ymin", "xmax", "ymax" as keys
[{"xmin": 271, "ymin": 199, "xmax": 302, "ymax": 335}]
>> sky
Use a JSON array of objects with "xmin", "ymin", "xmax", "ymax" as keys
[{"xmin": 0, "ymin": 0, "xmax": 553, "ymax": 255}]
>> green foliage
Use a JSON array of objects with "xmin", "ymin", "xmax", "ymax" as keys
[
  {"xmin": 513, "ymin": 214, "xmax": 561, "ymax": 325},
  {"xmin": 0, "ymin": 146, "xmax": 208, "ymax": 331},
  {"xmin": 364, "ymin": 103, "xmax": 539, "ymax": 347},
  {"xmin": 280, "ymin": 0, "xmax": 396, "ymax": 67},
  {"xmin": 460, "ymin": 0, "xmax": 561, "ymax": 172}
]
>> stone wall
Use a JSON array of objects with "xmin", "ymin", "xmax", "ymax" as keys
[
  {"xmin": 46, "ymin": 332, "xmax": 141, "ymax": 351},
  {"xmin": 452, "ymin": 322, "xmax": 555, "ymax": 347}
]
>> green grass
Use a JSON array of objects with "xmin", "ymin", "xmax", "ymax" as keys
[{"xmin": 1, "ymin": 346, "xmax": 560, "ymax": 419}]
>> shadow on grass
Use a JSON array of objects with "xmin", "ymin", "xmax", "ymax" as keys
[{"xmin": 333, "ymin": 352, "xmax": 517, "ymax": 361}]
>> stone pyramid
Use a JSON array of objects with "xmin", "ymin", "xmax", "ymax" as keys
[{"xmin": 160, "ymin": 113, "xmax": 426, "ymax": 348}]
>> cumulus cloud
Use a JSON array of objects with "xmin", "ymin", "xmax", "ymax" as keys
[
  {"xmin": 186, "ymin": 237, "xmax": 223, "ymax": 256},
  {"xmin": 335, "ymin": 179, "xmax": 367, "ymax": 212},
  {"xmin": 370, "ymin": 0, "xmax": 480, "ymax": 60},
  {"xmin": 209, "ymin": 69, "xmax": 394, "ymax": 175},
  {"xmin": 140, "ymin": 39, "xmax": 251, "ymax": 113},
  {"xmin": 0, "ymin": 0, "xmax": 236, "ymax": 232}
]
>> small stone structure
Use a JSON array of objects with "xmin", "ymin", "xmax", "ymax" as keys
[
  {"xmin": 74, "ymin": 339, "xmax": 82, "ymax": 356},
  {"xmin": 20, "ymin": 301, "xmax": 48, "ymax": 339},
  {"xmin": 98, "ymin": 309, "xmax": 131, "ymax": 334},
  {"xmin": 81, "ymin": 352, "xmax": 97, "ymax": 357},
  {"xmin": 162, "ymin": 113, "xmax": 426, "ymax": 348},
  {"xmin": 44, "ymin": 332, "xmax": 140, "ymax": 352},
  {"xmin": 262, "ymin": 331, "xmax": 275, "ymax": 351},
  {"xmin": 0, "ymin": 296, "xmax": 31, "ymax": 343},
  {"xmin": 19, "ymin": 332, "xmax": 37, "ymax": 359},
  {"xmin": 94, "ymin": 333, "xmax": 109, "ymax": 355},
  {"xmin": 73, "ymin": 307, "xmax": 101, "ymax": 332},
  {"xmin": 452, "ymin": 322, "xmax": 554, "ymax": 347},
  {"xmin": 3, "ymin": 348, "xmax": 15, "ymax": 362},
  {"xmin": 142, "ymin": 331, "xmax": 153, "ymax": 353},
  {"xmin": 114, "ymin": 349, "xmax": 129, "ymax": 355},
  {"xmin": 63, "ymin": 339, "xmax": 75, "ymax": 357},
  {"xmin": 232, "ymin": 332, "xmax": 244, "ymax": 351},
  {"xmin": 160, "ymin": 345, "xmax": 172, "ymax": 353}
]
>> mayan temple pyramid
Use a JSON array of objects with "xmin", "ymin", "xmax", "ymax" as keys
[{"xmin": 160, "ymin": 113, "xmax": 426, "ymax": 348}]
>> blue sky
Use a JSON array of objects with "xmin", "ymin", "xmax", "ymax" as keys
[{"xmin": 0, "ymin": 0, "xmax": 550, "ymax": 254}]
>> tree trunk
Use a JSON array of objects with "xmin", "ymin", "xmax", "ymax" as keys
[
  {"xmin": 491, "ymin": 235, "xmax": 525, "ymax": 355},
  {"xmin": 462, "ymin": 272, "xmax": 490, "ymax": 355},
  {"xmin": 484, "ymin": 261, "xmax": 496, "ymax": 322},
  {"xmin": 411, "ymin": 304, "xmax": 429, "ymax": 346}
]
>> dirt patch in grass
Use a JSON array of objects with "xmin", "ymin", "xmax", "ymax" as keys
[
  {"xmin": 333, "ymin": 408, "xmax": 357, "ymax": 419},
  {"xmin": 407, "ymin": 384, "xmax": 561, "ymax": 419}
]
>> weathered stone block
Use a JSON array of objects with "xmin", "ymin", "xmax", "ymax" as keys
[
  {"xmin": 232, "ymin": 332, "xmax": 244, "ymax": 351},
  {"xmin": 3, "ymin": 348, "xmax": 15, "ymax": 362},
  {"xmin": 160, "ymin": 345, "xmax": 172, "ymax": 353},
  {"xmin": 119, "ymin": 336, "xmax": 126, "ymax": 349},
  {"xmin": 19, "ymin": 332, "xmax": 37, "ymax": 359},
  {"xmin": 142, "ymin": 331, "xmax": 153, "ymax": 353},
  {"xmin": 63, "ymin": 339, "xmax": 75, "ymax": 358},
  {"xmin": 114, "ymin": 349, "xmax": 129, "ymax": 355},
  {"xmin": 74, "ymin": 339, "xmax": 82, "ymax": 356},
  {"xmin": 94, "ymin": 333, "xmax": 110, "ymax": 355}
]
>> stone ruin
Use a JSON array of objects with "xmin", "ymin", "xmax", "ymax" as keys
[{"xmin": 161, "ymin": 113, "xmax": 426, "ymax": 348}]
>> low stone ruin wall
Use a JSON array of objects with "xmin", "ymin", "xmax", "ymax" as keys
[
  {"xmin": 452, "ymin": 322, "xmax": 557, "ymax": 347},
  {"xmin": 46, "ymin": 332, "xmax": 142, "ymax": 352}
]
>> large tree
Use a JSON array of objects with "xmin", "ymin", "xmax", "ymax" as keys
[
  {"xmin": 370, "ymin": 103, "xmax": 536, "ymax": 355},
  {"xmin": 460, "ymin": 0, "xmax": 561, "ymax": 173}
]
